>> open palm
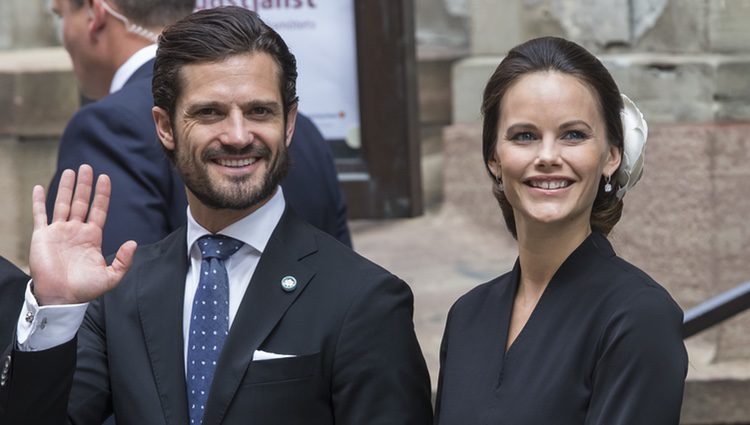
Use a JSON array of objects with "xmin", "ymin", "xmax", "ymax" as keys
[{"xmin": 29, "ymin": 165, "xmax": 136, "ymax": 306}]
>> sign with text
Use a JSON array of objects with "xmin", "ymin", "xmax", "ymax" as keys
[{"xmin": 195, "ymin": 1, "xmax": 361, "ymax": 144}]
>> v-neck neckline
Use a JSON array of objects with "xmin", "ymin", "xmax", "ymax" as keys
[{"xmin": 494, "ymin": 232, "xmax": 612, "ymax": 390}]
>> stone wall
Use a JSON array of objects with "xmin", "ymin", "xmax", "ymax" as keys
[{"xmin": 454, "ymin": 0, "xmax": 750, "ymax": 124}]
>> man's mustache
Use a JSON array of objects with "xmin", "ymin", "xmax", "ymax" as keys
[{"xmin": 202, "ymin": 143, "xmax": 271, "ymax": 161}]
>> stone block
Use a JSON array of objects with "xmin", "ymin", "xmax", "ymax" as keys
[
  {"xmin": 600, "ymin": 54, "xmax": 715, "ymax": 123},
  {"xmin": 549, "ymin": 0, "xmax": 631, "ymax": 47},
  {"xmin": 612, "ymin": 125, "xmax": 717, "ymax": 310},
  {"xmin": 470, "ymin": 0, "xmax": 522, "ymax": 55},
  {"xmin": 418, "ymin": 50, "xmax": 463, "ymax": 126},
  {"xmin": 519, "ymin": 0, "xmax": 566, "ymax": 43},
  {"xmin": 0, "ymin": 136, "xmax": 58, "ymax": 267},
  {"xmin": 451, "ymin": 56, "xmax": 499, "ymax": 123},
  {"xmin": 708, "ymin": 0, "xmax": 750, "ymax": 53},
  {"xmin": 415, "ymin": 0, "xmax": 469, "ymax": 48},
  {"xmin": 0, "ymin": 137, "xmax": 23, "ymax": 265},
  {"xmin": 682, "ymin": 359, "xmax": 750, "ymax": 424},
  {"xmin": 442, "ymin": 123, "xmax": 504, "ymax": 231},
  {"xmin": 0, "ymin": 48, "xmax": 78, "ymax": 137},
  {"xmin": 710, "ymin": 127, "xmax": 750, "ymax": 361},
  {"xmin": 715, "ymin": 58, "xmax": 750, "ymax": 121},
  {"xmin": 0, "ymin": 0, "xmax": 58, "ymax": 49},
  {"xmin": 716, "ymin": 101, "xmax": 750, "ymax": 123},
  {"xmin": 636, "ymin": 0, "xmax": 708, "ymax": 53},
  {"xmin": 716, "ymin": 60, "xmax": 750, "ymax": 101},
  {"xmin": 0, "ymin": 2, "xmax": 11, "ymax": 49}
]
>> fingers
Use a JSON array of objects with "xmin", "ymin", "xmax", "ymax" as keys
[
  {"xmin": 32, "ymin": 185, "xmax": 48, "ymax": 230},
  {"xmin": 69, "ymin": 165, "xmax": 94, "ymax": 222},
  {"xmin": 87, "ymin": 174, "xmax": 111, "ymax": 229},
  {"xmin": 108, "ymin": 240, "xmax": 137, "ymax": 285},
  {"xmin": 51, "ymin": 169, "xmax": 76, "ymax": 223}
]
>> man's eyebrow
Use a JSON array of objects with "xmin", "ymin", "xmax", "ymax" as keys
[
  {"xmin": 242, "ymin": 100, "xmax": 282, "ymax": 111},
  {"xmin": 183, "ymin": 101, "xmax": 223, "ymax": 113}
]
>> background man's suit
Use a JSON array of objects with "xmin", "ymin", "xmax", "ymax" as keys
[
  {"xmin": 0, "ymin": 209, "xmax": 432, "ymax": 424},
  {"xmin": 0, "ymin": 258, "xmax": 28, "ymax": 347},
  {"xmin": 46, "ymin": 60, "xmax": 352, "ymax": 255}
]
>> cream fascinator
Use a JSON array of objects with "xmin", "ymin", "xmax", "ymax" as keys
[{"xmin": 614, "ymin": 94, "xmax": 648, "ymax": 199}]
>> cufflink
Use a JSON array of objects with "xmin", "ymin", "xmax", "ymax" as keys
[{"xmin": 280, "ymin": 276, "xmax": 297, "ymax": 292}]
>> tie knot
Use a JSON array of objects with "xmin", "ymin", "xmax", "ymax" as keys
[{"xmin": 197, "ymin": 235, "xmax": 243, "ymax": 260}]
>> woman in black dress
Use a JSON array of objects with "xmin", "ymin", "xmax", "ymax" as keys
[{"xmin": 434, "ymin": 37, "xmax": 687, "ymax": 424}]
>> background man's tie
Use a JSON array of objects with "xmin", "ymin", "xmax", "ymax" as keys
[{"xmin": 187, "ymin": 235, "xmax": 243, "ymax": 424}]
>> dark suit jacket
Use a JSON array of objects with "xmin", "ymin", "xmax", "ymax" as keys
[
  {"xmin": 0, "ymin": 257, "xmax": 28, "ymax": 347},
  {"xmin": 46, "ymin": 60, "xmax": 352, "ymax": 255},
  {"xmin": 0, "ymin": 209, "xmax": 432, "ymax": 425},
  {"xmin": 284, "ymin": 114, "xmax": 351, "ymax": 247}
]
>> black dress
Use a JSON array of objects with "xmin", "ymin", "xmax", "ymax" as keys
[{"xmin": 435, "ymin": 232, "xmax": 687, "ymax": 425}]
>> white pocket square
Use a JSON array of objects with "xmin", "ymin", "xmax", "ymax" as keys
[{"xmin": 252, "ymin": 350, "xmax": 297, "ymax": 361}]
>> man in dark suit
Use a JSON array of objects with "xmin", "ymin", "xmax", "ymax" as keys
[
  {"xmin": 47, "ymin": 0, "xmax": 352, "ymax": 256},
  {"xmin": 0, "ymin": 7, "xmax": 432, "ymax": 425}
]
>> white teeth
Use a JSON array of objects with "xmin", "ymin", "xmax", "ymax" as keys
[
  {"xmin": 217, "ymin": 158, "xmax": 257, "ymax": 167},
  {"xmin": 530, "ymin": 180, "xmax": 570, "ymax": 189}
]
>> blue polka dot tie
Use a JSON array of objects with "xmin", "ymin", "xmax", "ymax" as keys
[{"xmin": 187, "ymin": 235, "xmax": 243, "ymax": 424}]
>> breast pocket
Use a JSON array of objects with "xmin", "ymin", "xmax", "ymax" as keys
[{"xmin": 244, "ymin": 352, "xmax": 320, "ymax": 385}]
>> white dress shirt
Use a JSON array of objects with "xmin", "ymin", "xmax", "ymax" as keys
[
  {"xmin": 182, "ymin": 188, "xmax": 284, "ymax": 368},
  {"xmin": 17, "ymin": 189, "xmax": 286, "ymax": 360},
  {"xmin": 109, "ymin": 44, "xmax": 157, "ymax": 94}
]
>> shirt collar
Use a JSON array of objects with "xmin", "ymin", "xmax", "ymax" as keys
[
  {"xmin": 109, "ymin": 44, "xmax": 157, "ymax": 94},
  {"xmin": 186, "ymin": 187, "xmax": 286, "ymax": 259}
]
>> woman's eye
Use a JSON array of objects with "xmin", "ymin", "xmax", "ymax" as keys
[
  {"xmin": 510, "ymin": 132, "xmax": 536, "ymax": 142},
  {"xmin": 562, "ymin": 130, "xmax": 588, "ymax": 140}
]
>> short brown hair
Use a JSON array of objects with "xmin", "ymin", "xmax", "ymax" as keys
[
  {"xmin": 71, "ymin": 0, "xmax": 194, "ymax": 28},
  {"xmin": 110, "ymin": 0, "xmax": 195, "ymax": 29},
  {"xmin": 482, "ymin": 36, "xmax": 624, "ymax": 238},
  {"xmin": 152, "ymin": 6, "xmax": 298, "ymax": 127}
]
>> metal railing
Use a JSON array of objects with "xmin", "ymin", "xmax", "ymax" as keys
[{"xmin": 682, "ymin": 280, "xmax": 750, "ymax": 338}]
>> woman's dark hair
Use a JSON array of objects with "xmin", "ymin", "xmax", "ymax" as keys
[
  {"xmin": 152, "ymin": 6, "xmax": 298, "ymax": 138},
  {"xmin": 482, "ymin": 36, "xmax": 624, "ymax": 238}
]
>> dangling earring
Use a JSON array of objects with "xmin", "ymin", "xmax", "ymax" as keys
[
  {"xmin": 604, "ymin": 175, "xmax": 613, "ymax": 193},
  {"xmin": 495, "ymin": 175, "xmax": 504, "ymax": 192}
]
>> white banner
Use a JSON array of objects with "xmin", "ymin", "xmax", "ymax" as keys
[{"xmin": 194, "ymin": 1, "xmax": 361, "ymax": 144}]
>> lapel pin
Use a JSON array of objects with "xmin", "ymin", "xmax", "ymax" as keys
[{"xmin": 280, "ymin": 276, "xmax": 297, "ymax": 292}]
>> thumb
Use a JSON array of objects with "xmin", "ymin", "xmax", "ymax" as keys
[{"xmin": 106, "ymin": 240, "xmax": 138, "ymax": 286}]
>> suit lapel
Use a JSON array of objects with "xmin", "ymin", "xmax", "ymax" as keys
[
  {"xmin": 137, "ymin": 228, "xmax": 190, "ymax": 425},
  {"xmin": 203, "ymin": 209, "xmax": 318, "ymax": 425}
]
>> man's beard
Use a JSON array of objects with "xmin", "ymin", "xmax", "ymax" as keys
[{"xmin": 173, "ymin": 137, "xmax": 290, "ymax": 211}]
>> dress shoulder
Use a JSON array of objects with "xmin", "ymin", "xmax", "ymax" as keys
[{"xmin": 448, "ymin": 268, "xmax": 515, "ymax": 320}]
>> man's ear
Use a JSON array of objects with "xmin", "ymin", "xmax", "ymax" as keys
[
  {"xmin": 87, "ymin": 0, "xmax": 107, "ymax": 38},
  {"xmin": 152, "ymin": 106, "xmax": 175, "ymax": 152},
  {"xmin": 284, "ymin": 103, "xmax": 298, "ymax": 148}
]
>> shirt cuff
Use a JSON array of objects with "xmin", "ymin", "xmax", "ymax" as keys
[{"xmin": 16, "ymin": 280, "xmax": 88, "ymax": 352}]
